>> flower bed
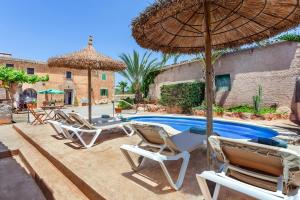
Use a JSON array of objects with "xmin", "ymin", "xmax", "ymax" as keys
[{"xmin": 192, "ymin": 105, "xmax": 290, "ymax": 121}]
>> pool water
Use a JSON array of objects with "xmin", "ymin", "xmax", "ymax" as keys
[{"xmin": 129, "ymin": 116, "xmax": 278, "ymax": 139}]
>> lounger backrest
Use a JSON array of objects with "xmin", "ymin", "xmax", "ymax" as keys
[
  {"xmin": 132, "ymin": 123, "xmax": 167, "ymax": 144},
  {"xmin": 68, "ymin": 113, "xmax": 94, "ymax": 129},
  {"xmin": 131, "ymin": 122, "xmax": 179, "ymax": 152},
  {"xmin": 55, "ymin": 110, "xmax": 74, "ymax": 124},
  {"xmin": 209, "ymin": 136, "xmax": 300, "ymax": 186}
]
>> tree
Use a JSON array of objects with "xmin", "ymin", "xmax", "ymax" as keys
[
  {"xmin": 278, "ymin": 33, "xmax": 300, "ymax": 42},
  {"xmin": 119, "ymin": 50, "xmax": 160, "ymax": 102},
  {"xmin": 0, "ymin": 66, "xmax": 49, "ymax": 107},
  {"xmin": 159, "ymin": 53, "xmax": 182, "ymax": 66},
  {"xmin": 117, "ymin": 81, "xmax": 128, "ymax": 94},
  {"xmin": 172, "ymin": 53, "xmax": 182, "ymax": 64}
]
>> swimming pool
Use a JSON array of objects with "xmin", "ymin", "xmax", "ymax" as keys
[{"xmin": 129, "ymin": 116, "xmax": 278, "ymax": 139}]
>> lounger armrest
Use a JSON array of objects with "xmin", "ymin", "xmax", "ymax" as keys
[
  {"xmin": 120, "ymin": 144, "xmax": 189, "ymax": 162},
  {"xmin": 197, "ymin": 171, "xmax": 285, "ymax": 200},
  {"xmin": 60, "ymin": 125, "xmax": 99, "ymax": 133},
  {"xmin": 48, "ymin": 120, "xmax": 62, "ymax": 126}
]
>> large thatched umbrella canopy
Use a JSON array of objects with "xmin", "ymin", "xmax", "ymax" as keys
[
  {"xmin": 131, "ymin": 0, "xmax": 300, "ymax": 168},
  {"xmin": 132, "ymin": 0, "xmax": 300, "ymax": 53},
  {"xmin": 48, "ymin": 36, "xmax": 125, "ymax": 122}
]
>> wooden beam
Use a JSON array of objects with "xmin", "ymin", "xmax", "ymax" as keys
[
  {"xmin": 203, "ymin": 0, "xmax": 213, "ymax": 170},
  {"xmin": 88, "ymin": 68, "xmax": 92, "ymax": 123}
]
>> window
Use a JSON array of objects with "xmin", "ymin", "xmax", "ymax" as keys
[
  {"xmin": 100, "ymin": 89, "xmax": 108, "ymax": 96},
  {"xmin": 215, "ymin": 74, "xmax": 231, "ymax": 92},
  {"xmin": 66, "ymin": 71, "xmax": 72, "ymax": 79},
  {"xmin": 101, "ymin": 73, "xmax": 107, "ymax": 80},
  {"xmin": 5, "ymin": 63, "xmax": 14, "ymax": 68},
  {"xmin": 27, "ymin": 68, "xmax": 35, "ymax": 75}
]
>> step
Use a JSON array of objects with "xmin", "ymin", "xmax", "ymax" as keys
[{"xmin": 0, "ymin": 125, "xmax": 89, "ymax": 200}]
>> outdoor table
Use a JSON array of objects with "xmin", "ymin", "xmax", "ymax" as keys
[{"xmin": 40, "ymin": 105, "xmax": 64, "ymax": 121}]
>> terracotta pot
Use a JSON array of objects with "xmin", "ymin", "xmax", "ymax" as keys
[
  {"xmin": 223, "ymin": 112, "xmax": 234, "ymax": 118},
  {"xmin": 115, "ymin": 108, "xmax": 122, "ymax": 113},
  {"xmin": 166, "ymin": 106, "xmax": 183, "ymax": 114},
  {"xmin": 240, "ymin": 112, "xmax": 251, "ymax": 120},
  {"xmin": 0, "ymin": 118, "xmax": 12, "ymax": 125},
  {"xmin": 214, "ymin": 112, "xmax": 223, "ymax": 117},
  {"xmin": 281, "ymin": 114, "xmax": 289, "ymax": 119},
  {"xmin": 263, "ymin": 113, "xmax": 274, "ymax": 121},
  {"xmin": 250, "ymin": 114, "xmax": 265, "ymax": 120},
  {"xmin": 192, "ymin": 110, "xmax": 206, "ymax": 116},
  {"xmin": 232, "ymin": 112, "xmax": 242, "ymax": 118}
]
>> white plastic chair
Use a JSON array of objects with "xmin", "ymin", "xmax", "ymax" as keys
[
  {"xmin": 120, "ymin": 121, "xmax": 206, "ymax": 190},
  {"xmin": 196, "ymin": 136, "xmax": 300, "ymax": 200}
]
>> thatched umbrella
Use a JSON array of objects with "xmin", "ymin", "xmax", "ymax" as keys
[
  {"xmin": 48, "ymin": 36, "xmax": 125, "ymax": 122},
  {"xmin": 131, "ymin": 0, "xmax": 300, "ymax": 168}
]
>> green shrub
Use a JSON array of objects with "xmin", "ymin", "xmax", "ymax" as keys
[
  {"xmin": 227, "ymin": 105, "xmax": 277, "ymax": 114},
  {"xmin": 192, "ymin": 104, "xmax": 206, "ymax": 111},
  {"xmin": 117, "ymin": 97, "xmax": 134, "ymax": 110},
  {"xmin": 228, "ymin": 105, "xmax": 253, "ymax": 113},
  {"xmin": 160, "ymin": 82, "xmax": 205, "ymax": 113},
  {"xmin": 213, "ymin": 105, "xmax": 224, "ymax": 113},
  {"xmin": 278, "ymin": 34, "xmax": 300, "ymax": 42},
  {"xmin": 192, "ymin": 104, "xmax": 224, "ymax": 113},
  {"xmin": 257, "ymin": 107, "xmax": 277, "ymax": 114}
]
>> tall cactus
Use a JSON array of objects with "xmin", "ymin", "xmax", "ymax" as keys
[{"xmin": 253, "ymin": 85, "xmax": 262, "ymax": 113}]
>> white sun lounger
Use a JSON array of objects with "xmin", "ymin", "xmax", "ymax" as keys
[
  {"xmin": 57, "ymin": 113, "xmax": 134, "ymax": 148},
  {"xmin": 68, "ymin": 112, "xmax": 134, "ymax": 137},
  {"xmin": 196, "ymin": 136, "xmax": 300, "ymax": 200},
  {"xmin": 120, "ymin": 121, "xmax": 206, "ymax": 190},
  {"xmin": 48, "ymin": 110, "xmax": 82, "ymax": 138}
]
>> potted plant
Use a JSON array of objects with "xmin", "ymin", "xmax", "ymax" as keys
[
  {"xmin": 115, "ymin": 106, "xmax": 122, "ymax": 113},
  {"xmin": 80, "ymin": 98, "xmax": 88, "ymax": 106},
  {"xmin": 31, "ymin": 99, "xmax": 37, "ymax": 108},
  {"xmin": 213, "ymin": 105, "xmax": 224, "ymax": 117}
]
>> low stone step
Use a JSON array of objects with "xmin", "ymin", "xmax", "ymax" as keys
[{"xmin": 0, "ymin": 125, "xmax": 89, "ymax": 200}]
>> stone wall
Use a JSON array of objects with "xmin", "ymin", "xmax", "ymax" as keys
[
  {"xmin": 214, "ymin": 41, "xmax": 300, "ymax": 109},
  {"xmin": 149, "ymin": 41, "xmax": 300, "ymax": 110},
  {"xmin": 0, "ymin": 57, "xmax": 115, "ymax": 107}
]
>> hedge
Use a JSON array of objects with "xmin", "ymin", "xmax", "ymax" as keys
[{"xmin": 160, "ymin": 82, "xmax": 205, "ymax": 113}]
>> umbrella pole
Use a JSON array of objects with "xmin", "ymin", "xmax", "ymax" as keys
[
  {"xmin": 88, "ymin": 68, "xmax": 92, "ymax": 123},
  {"xmin": 204, "ymin": 0, "xmax": 213, "ymax": 170}
]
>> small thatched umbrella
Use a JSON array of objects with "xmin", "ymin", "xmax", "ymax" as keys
[
  {"xmin": 131, "ymin": 0, "xmax": 300, "ymax": 168},
  {"xmin": 48, "ymin": 36, "xmax": 125, "ymax": 122}
]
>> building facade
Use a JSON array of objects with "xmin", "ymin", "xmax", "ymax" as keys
[
  {"xmin": 149, "ymin": 41, "xmax": 300, "ymax": 112},
  {"xmin": 0, "ymin": 54, "xmax": 115, "ymax": 107}
]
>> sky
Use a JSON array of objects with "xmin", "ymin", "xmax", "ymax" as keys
[
  {"xmin": 0, "ymin": 0, "xmax": 158, "ymax": 85},
  {"xmin": 1, "ymin": 0, "xmax": 299, "ymax": 86}
]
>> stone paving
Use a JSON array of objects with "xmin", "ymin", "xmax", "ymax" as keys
[
  {"xmin": 11, "ymin": 123, "xmax": 254, "ymax": 200},
  {"xmin": 3, "ymin": 107, "xmax": 300, "ymax": 200}
]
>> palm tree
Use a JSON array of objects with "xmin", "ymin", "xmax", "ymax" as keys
[
  {"xmin": 159, "ymin": 53, "xmax": 182, "ymax": 66},
  {"xmin": 119, "ymin": 50, "xmax": 160, "ymax": 102},
  {"xmin": 172, "ymin": 53, "xmax": 182, "ymax": 64},
  {"xmin": 117, "ymin": 81, "xmax": 128, "ymax": 94}
]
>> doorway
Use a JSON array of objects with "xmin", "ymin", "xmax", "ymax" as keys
[{"xmin": 64, "ymin": 89, "xmax": 73, "ymax": 105}]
